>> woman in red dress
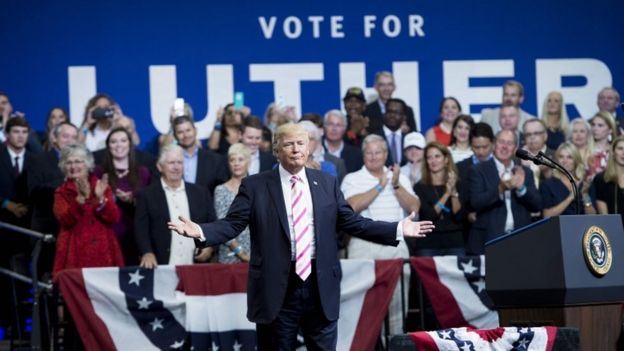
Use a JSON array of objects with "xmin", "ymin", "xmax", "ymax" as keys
[{"xmin": 53, "ymin": 144, "xmax": 124, "ymax": 277}]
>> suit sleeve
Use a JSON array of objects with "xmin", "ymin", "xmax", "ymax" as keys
[
  {"xmin": 515, "ymin": 167, "xmax": 542, "ymax": 212},
  {"xmin": 198, "ymin": 178, "xmax": 252, "ymax": 246},
  {"xmin": 469, "ymin": 164, "xmax": 503, "ymax": 212},
  {"xmin": 134, "ymin": 189, "xmax": 154, "ymax": 255}
]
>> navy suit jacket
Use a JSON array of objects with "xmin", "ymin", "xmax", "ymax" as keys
[
  {"xmin": 198, "ymin": 168, "xmax": 398, "ymax": 324},
  {"xmin": 134, "ymin": 181, "xmax": 215, "ymax": 264},
  {"xmin": 0, "ymin": 145, "xmax": 33, "ymax": 226},
  {"xmin": 195, "ymin": 149, "xmax": 229, "ymax": 195},
  {"xmin": 322, "ymin": 139, "xmax": 363, "ymax": 174},
  {"xmin": 467, "ymin": 159, "xmax": 542, "ymax": 254},
  {"xmin": 258, "ymin": 151, "xmax": 277, "ymax": 173}
]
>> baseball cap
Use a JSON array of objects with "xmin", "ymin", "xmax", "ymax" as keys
[
  {"xmin": 403, "ymin": 132, "xmax": 425, "ymax": 149},
  {"xmin": 343, "ymin": 87, "xmax": 366, "ymax": 103}
]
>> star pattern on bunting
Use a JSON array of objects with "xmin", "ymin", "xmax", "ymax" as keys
[
  {"xmin": 150, "ymin": 317, "xmax": 164, "ymax": 331},
  {"xmin": 232, "ymin": 340, "xmax": 242, "ymax": 351},
  {"xmin": 137, "ymin": 297, "xmax": 153, "ymax": 309},
  {"xmin": 211, "ymin": 341, "xmax": 219, "ymax": 351},
  {"xmin": 460, "ymin": 259, "xmax": 477, "ymax": 274},
  {"xmin": 128, "ymin": 269, "xmax": 145, "ymax": 286},
  {"xmin": 472, "ymin": 279, "xmax": 486, "ymax": 293},
  {"xmin": 170, "ymin": 339, "xmax": 184, "ymax": 349}
]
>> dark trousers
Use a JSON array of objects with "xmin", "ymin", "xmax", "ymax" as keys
[{"xmin": 256, "ymin": 261, "xmax": 337, "ymax": 351}]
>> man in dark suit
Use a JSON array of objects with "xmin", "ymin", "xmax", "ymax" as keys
[
  {"xmin": 468, "ymin": 129, "xmax": 542, "ymax": 254},
  {"xmin": 172, "ymin": 116, "xmax": 228, "ymax": 195},
  {"xmin": 135, "ymin": 144, "xmax": 215, "ymax": 267},
  {"xmin": 168, "ymin": 123, "xmax": 434, "ymax": 350},
  {"xmin": 363, "ymin": 71, "xmax": 417, "ymax": 133},
  {"xmin": 455, "ymin": 123, "xmax": 494, "ymax": 243},
  {"xmin": 322, "ymin": 109, "xmax": 363, "ymax": 173},
  {"xmin": 0, "ymin": 116, "xmax": 36, "ymax": 332},
  {"xmin": 241, "ymin": 116, "xmax": 276, "ymax": 175},
  {"xmin": 370, "ymin": 98, "xmax": 409, "ymax": 166},
  {"xmin": 0, "ymin": 92, "xmax": 43, "ymax": 153},
  {"xmin": 28, "ymin": 122, "xmax": 79, "ymax": 236}
]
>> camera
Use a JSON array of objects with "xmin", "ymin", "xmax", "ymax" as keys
[{"xmin": 92, "ymin": 107, "xmax": 114, "ymax": 120}]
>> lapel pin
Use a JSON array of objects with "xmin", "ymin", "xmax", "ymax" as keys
[{"xmin": 313, "ymin": 181, "xmax": 318, "ymax": 186}]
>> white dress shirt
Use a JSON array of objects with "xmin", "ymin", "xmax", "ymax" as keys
[
  {"xmin": 161, "ymin": 178, "xmax": 195, "ymax": 265},
  {"xmin": 248, "ymin": 151, "xmax": 260, "ymax": 175},
  {"xmin": 7, "ymin": 147, "xmax": 25, "ymax": 174},
  {"xmin": 278, "ymin": 165, "xmax": 316, "ymax": 260}
]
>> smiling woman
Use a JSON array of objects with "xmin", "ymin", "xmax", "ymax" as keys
[{"xmin": 53, "ymin": 144, "xmax": 124, "ymax": 278}]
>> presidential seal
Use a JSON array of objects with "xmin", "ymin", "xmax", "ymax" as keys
[{"xmin": 582, "ymin": 226, "xmax": 612, "ymax": 276}]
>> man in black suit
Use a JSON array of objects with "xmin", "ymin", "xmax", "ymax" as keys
[
  {"xmin": 467, "ymin": 129, "xmax": 542, "ymax": 254},
  {"xmin": 135, "ymin": 144, "xmax": 215, "ymax": 267},
  {"xmin": 0, "ymin": 92, "xmax": 43, "ymax": 153},
  {"xmin": 172, "ymin": 116, "xmax": 228, "ymax": 195},
  {"xmin": 371, "ymin": 98, "xmax": 409, "ymax": 166},
  {"xmin": 168, "ymin": 123, "xmax": 434, "ymax": 350},
  {"xmin": 455, "ymin": 123, "xmax": 494, "ymax": 243},
  {"xmin": 322, "ymin": 109, "xmax": 363, "ymax": 173},
  {"xmin": 0, "ymin": 116, "xmax": 36, "ymax": 332},
  {"xmin": 28, "ymin": 122, "xmax": 79, "ymax": 236},
  {"xmin": 363, "ymin": 71, "xmax": 417, "ymax": 133},
  {"xmin": 241, "ymin": 115, "xmax": 276, "ymax": 175}
]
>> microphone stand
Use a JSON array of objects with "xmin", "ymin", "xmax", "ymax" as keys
[{"xmin": 537, "ymin": 151, "xmax": 582, "ymax": 214}]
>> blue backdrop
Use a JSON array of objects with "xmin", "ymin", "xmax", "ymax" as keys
[{"xmin": 1, "ymin": 0, "xmax": 622, "ymax": 149}]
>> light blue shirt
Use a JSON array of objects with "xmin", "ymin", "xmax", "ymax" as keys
[{"xmin": 183, "ymin": 148, "xmax": 199, "ymax": 184}]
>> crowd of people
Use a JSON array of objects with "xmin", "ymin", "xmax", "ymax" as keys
[{"xmin": 0, "ymin": 74, "xmax": 622, "ymax": 337}]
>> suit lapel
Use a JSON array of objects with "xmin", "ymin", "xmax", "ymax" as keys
[
  {"xmin": 153, "ymin": 183, "xmax": 171, "ymax": 220},
  {"xmin": 0, "ymin": 146, "xmax": 14, "ymax": 179},
  {"xmin": 195, "ymin": 150, "xmax": 205, "ymax": 185},
  {"xmin": 266, "ymin": 169, "xmax": 290, "ymax": 241},
  {"xmin": 185, "ymin": 184, "xmax": 197, "ymax": 221}
]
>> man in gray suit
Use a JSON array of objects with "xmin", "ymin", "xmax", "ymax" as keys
[{"xmin": 480, "ymin": 80, "xmax": 535, "ymax": 133}]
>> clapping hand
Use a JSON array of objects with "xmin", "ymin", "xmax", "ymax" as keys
[
  {"xmin": 94, "ymin": 174, "xmax": 109, "ymax": 201},
  {"xmin": 401, "ymin": 212, "xmax": 434, "ymax": 238},
  {"xmin": 168, "ymin": 216, "xmax": 202, "ymax": 239}
]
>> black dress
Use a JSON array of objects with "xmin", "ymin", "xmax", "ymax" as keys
[
  {"xmin": 539, "ymin": 176, "xmax": 582, "ymax": 215},
  {"xmin": 593, "ymin": 172, "xmax": 624, "ymax": 225},
  {"xmin": 412, "ymin": 182, "xmax": 466, "ymax": 256}
]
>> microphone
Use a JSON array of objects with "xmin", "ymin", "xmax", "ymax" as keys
[{"xmin": 514, "ymin": 149, "xmax": 554, "ymax": 168}]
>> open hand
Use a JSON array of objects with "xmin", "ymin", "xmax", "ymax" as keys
[
  {"xmin": 401, "ymin": 212, "xmax": 434, "ymax": 238},
  {"xmin": 168, "ymin": 216, "xmax": 202, "ymax": 239}
]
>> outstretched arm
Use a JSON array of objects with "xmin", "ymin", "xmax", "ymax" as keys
[{"xmin": 401, "ymin": 212, "xmax": 434, "ymax": 238}]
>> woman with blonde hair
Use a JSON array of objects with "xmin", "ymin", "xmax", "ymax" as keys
[
  {"xmin": 567, "ymin": 118, "xmax": 594, "ymax": 171},
  {"xmin": 587, "ymin": 112, "xmax": 617, "ymax": 178},
  {"xmin": 213, "ymin": 143, "xmax": 251, "ymax": 263},
  {"xmin": 593, "ymin": 136, "xmax": 624, "ymax": 224},
  {"xmin": 413, "ymin": 142, "xmax": 466, "ymax": 256},
  {"xmin": 540, "ymin": 142, "xmax": 595, "ymax": 217},
  {"xmin": 540, "ymin": 91, "xmax": 569, "ymax": 150}
]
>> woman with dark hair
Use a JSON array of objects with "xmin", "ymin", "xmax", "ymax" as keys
[
  {"xmin": 594, "ymin": 136, "xmax": 624, "ymax": 224},
  {"xmin": 425, "ymin": 97, "xmax": 462, "ymax": 146},
  {"xmin": 53, "ymin": 144, "xmax": 124, "ymax": 276},
  {"xmin": 540, "ymin": 142, "xmax": 595, "ymax": 217},
  {"xmin": 95, "ymin": 127, "xmax": 151, "ymax": 265},
  {"xmin": 79, "ymin": 93, "xmax": 117, "ymax": 152},
  {"xmin": 413, "ymin": 142, "xmax": 466, "ymax": 256},
  {"xmin": 40, "ymin": 107, "xmax": 68, "ymax": 151},
  {"xmin": 208, "ymin": 103, "xmax": 244, "ymax": 155},
  {"xmin": 449, "ymin": 114, "xmax": 474, "ymax": 163}
]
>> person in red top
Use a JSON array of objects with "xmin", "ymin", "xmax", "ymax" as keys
[
  {"xmin": 53, "ymin": 143, "xmax": 123, "ymax": 277},
  {"xmin": 425, "ymin": 97, "xmax": 462, "ymax": 146}
]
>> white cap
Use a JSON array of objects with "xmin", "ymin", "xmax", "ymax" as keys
[{"xmin": 403, "ymin": 132, "xmax": 426, "ymax": 149}]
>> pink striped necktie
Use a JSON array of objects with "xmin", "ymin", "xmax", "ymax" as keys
[{"xmin": 290, "ymin": 175, "xmax": 312, "ymax": 281}]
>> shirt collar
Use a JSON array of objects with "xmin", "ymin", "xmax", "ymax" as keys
[
  {"xmin": 7, "ymin": 147, "xmax": 25, "ymax": 160},
  {"xmin": 383, "ymin": 125, "xmax": 401, "ymax": 137},
  {"xmin": 471, "ymin": 153, "xmax": 493, "ymax": 165},
  {"xmin": 278, "ymin": 164, "xmax": 308, "ymax": 186},
  {"xmin": 160, "ymin": 177, "xmax": 186, "ymax": 192},
  {"xmin": 494, "ymin": 156, "xmax": 514, "ymax": 174}
]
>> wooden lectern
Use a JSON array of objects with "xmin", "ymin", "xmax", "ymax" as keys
[{"xmin": 485, "ymin": 215, "xmax": 624, "ymax": 351}]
